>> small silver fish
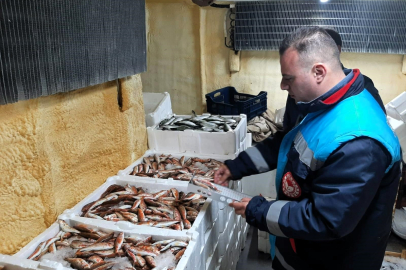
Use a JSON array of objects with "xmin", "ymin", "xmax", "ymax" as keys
[{"xmin": 59, "ymin": 220, "xmax": 80, "ymax": 234}]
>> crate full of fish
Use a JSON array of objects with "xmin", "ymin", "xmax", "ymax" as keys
[
  {"xmin": 59, "ymin": 176, "xmax": 217, "ymax": 248},
  {"xmin": 12, "ymin": 217, "xmax": 199, "ymax": 270},
  {"xmin": 147, "ymin": 113, "xmax": 247, "ymax": 155},
  {"xmin": 119, "ymin": 150, "xmax": 235, "ymax": 183}
]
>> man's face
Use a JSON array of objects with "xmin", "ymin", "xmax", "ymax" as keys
[{"xmin": 280, "ymin": 48, "xmax": 315, "ymax": 103}]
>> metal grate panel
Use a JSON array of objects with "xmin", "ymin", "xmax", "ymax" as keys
[
  {"xmin": 235, "ymin": 0, "xmax": 406, "ymax": 54},
  {"xmin": 0, "ymin": 0, "xmax": 146, "ymax": 105}
]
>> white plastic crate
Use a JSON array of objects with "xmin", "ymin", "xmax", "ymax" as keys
[
  {"xmin": 143, "ymin": 92, "xmax": 173, "ymax": 127},
  {"xmin": 388, "ymin": 116, "xmax": 406, "ymax": 163},
  {"xmin": 58, "ymin": 176, "xmax": 213, "ymax": 249},
  {"xmin": 118, "ymin": 149, "xmax": 236, "ymax": 177},
  {"xmin": 13, "ymin": 217, "xmax": 199, "ymax": 270},
  {"xmin": 386, "ymin": 92, "xmax": 406, "ymax": 122},
  {"xmin": 147, "ymin": 114, "xmax": 248, "ymax": 156}
]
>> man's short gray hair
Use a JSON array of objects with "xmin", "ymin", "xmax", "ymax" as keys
[{"xmin": 279, "ymin": 26, "xmax": 341, "ymax": 70}]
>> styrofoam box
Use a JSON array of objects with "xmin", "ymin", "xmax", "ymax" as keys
[
  {"xmin": 386, "ymin": 92, "xmax": 406, "ymax": 122},
  {"xmin": 13, "ymin": 217, "xmax": 199, "ymax": 270},
  {"xmin": 143, "ymin": 92, "xmax": 173, "ymax": 127},
  {"xmin": 147, "ymin": 114, "xmax": 247, "ymax": 155},
  {"xmin": 58, "ymin": 176, "xmax": 213, "ymax": 249},
  {"xmin": 388, "ymin": 116, "xmax": 406, "ymax": 163},
  {"xmin": 118, "ymin": 149, "xmax": 236, "ymax": 177}
]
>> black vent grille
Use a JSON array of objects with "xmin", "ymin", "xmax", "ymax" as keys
[
  {"xmin": 0, "ymin": 0, "xmax": 146, "ymax": 105},
  {"xmin": 234, "ymin": 0, "xmax": 406, "ymax": 54}
]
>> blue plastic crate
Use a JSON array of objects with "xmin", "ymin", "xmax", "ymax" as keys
[{"xmin": 205, "ymin": 86, "xmax": 267, "ymax": 121}]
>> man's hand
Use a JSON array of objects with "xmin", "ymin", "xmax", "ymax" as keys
[
  {"xmin": 214, "ymin": 165, "xmax": 232, "ymax": 187},
  {"xmin": 229, "ymin": 198, "xmax": 251, "ymax": 218}
]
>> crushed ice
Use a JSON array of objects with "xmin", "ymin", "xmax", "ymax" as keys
[
  {"xmin": 194, "ymin": 162, "xmax": 209, "ymax": 173},
  {"xmin": 154, "ymin": 250, "xmax": 177, "ymax": 269},
  {"xmin": 105, "ymin": 257, "xmax": 132, "ymax": 270},
  {"xmin": 39, "ymin": 247, "xmax": 76, "ymax": 268}
]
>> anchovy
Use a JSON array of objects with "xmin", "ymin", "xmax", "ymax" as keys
[
  {"xmin": 160, "ymin": 241, "xmax": 188, "ymax": 252},
  {"xmin": 152, "ymin": 239, "xmax": 175, "ymax": 246}
]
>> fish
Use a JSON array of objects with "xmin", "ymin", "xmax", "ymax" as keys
[
  {"xmin": 138, "ymin": 208, "xmax": 148, "ymax": 222},
  {"xmin": 171, "ymin": 188, "xmax": 179, "ymax": 200},
  {"xmin": 153, "ymin": 190, "xmax": 168, "ymax": 199},
  {"xmin": 79, "ymin": 243, "xmax": 114, "ymax": 252},
  {"xmin": 65, "ymin": 258, "xmax": 91, "ymax": 270},
  {"xmin": 88, "ymin": 256, "xmax": 104, "ymax": 264},
  {"xmin": 55, "ymin": 240, "xmax": 70, "ymax": 247},
  {"xmin": 59, "ymin": 220, "xmax": 81, "ymax": 234},
  {"xmin": 172, "ymin": 207, "xmax": 181, "ymax": 221},
  {"xmin": 152, "ymin": 220, "xmax": 179, "ymax": 228},
  {"xmin": 94, "ymin": 232, "xmax": 114, "ymax": 244},
  {"xmin": 139, "ymin": 197, "xmax": 147, "ymax": 211},
  {"xmin": 126, "ymin": 245, "xmax": 159, "ymax": 257},
  {"xmin": 160, "ymin": 241, "xmax": 188, "ymax": 252},
  {"xmin": 145, "ymin": 215, "xmax": 165, "ymax": 221},
  {"xmin": 182, "ymin": 219, "xmax": 192, "ymax": 229},
  {"xmin": 136, "ymin": 221, "xmax": 156, "ymax": 226},
  {"xmin": 144, "ymin": 256, "xmax": 156, "ymax": 268},
  {"xmin": 182, "ymin": 193, "xmax": 203, "ymax": 201},
  {"xmin": 71, "ymin": 241, "xmax": 94, "ymax": 249},
  {"xmin": 122, "ymin": 212, "xmax": 139, "ymax": 223},
  {"xmin": 152, "ymin": 239, "xmax": 175, "ymax": 246},
  {"xmin": 28, "ymin": 241, "xmax": 45, "ymax": 259},
  {"xmin": 175, "ymin": 248, "xmax": 186, "ymax": 262},
  {"xmin": 114, "ymin": 232, "xmax": 124, "ymax": 253},
  {"xmin": 92, "ymin": 262, "xmax": 115, "ymax": 270}
]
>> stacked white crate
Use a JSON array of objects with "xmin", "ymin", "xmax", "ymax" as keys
[
  {"xmin": 11, "ymin": 216, "xmax": 199, "ymax": 270},
  {"xmin": 117, "ymin": 150, "xmax": 250, "ymax": 269},
  {"xmin": 147, "ymin": 114, "xmax": 248, "ymax": 156},
  {"xmin": 6, "ymin": 94, "xmax": 252, "ymax": 270},
  {"xmin": 143, "ymin": 92, "xmax": 173, "ymax": 127}
]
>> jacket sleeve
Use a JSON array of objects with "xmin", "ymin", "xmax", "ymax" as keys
[
  {"xmin": 245, "ymin": 137, "xmax": 398, "ymax": 240},
  {"xmin": 225, "ymin": 97, "xmax": 296, "ymax": 180},
  {"xmin": 225, "ymin": 131, "xmax": 285, "ymax": 180}
]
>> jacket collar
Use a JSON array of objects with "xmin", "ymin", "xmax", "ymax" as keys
[{"xmin": 296, "ymin": 69, "xmax": 363, "ymax": 115}]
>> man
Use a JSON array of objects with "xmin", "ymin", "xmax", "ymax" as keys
[
  {"xmin": 283, "ymin": 28, "xmax": 385, "ymax": 134},
  {"xmin": 214, "ymin": 27, "xmax": 401, "ymax": 270}
]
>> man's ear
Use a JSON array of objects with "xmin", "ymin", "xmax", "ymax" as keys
[{"xmin": 312, "ymin": 64, "xmax": 327, "ymax": 84}]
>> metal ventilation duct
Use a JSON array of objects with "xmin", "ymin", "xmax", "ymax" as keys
[
  {"xmin": 0, "ymin": 0, "xmax": 146, "ymax": 105},
  {"xmin": 234, "ymin": 0, "xmax": 406, "ymax": 54}
]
